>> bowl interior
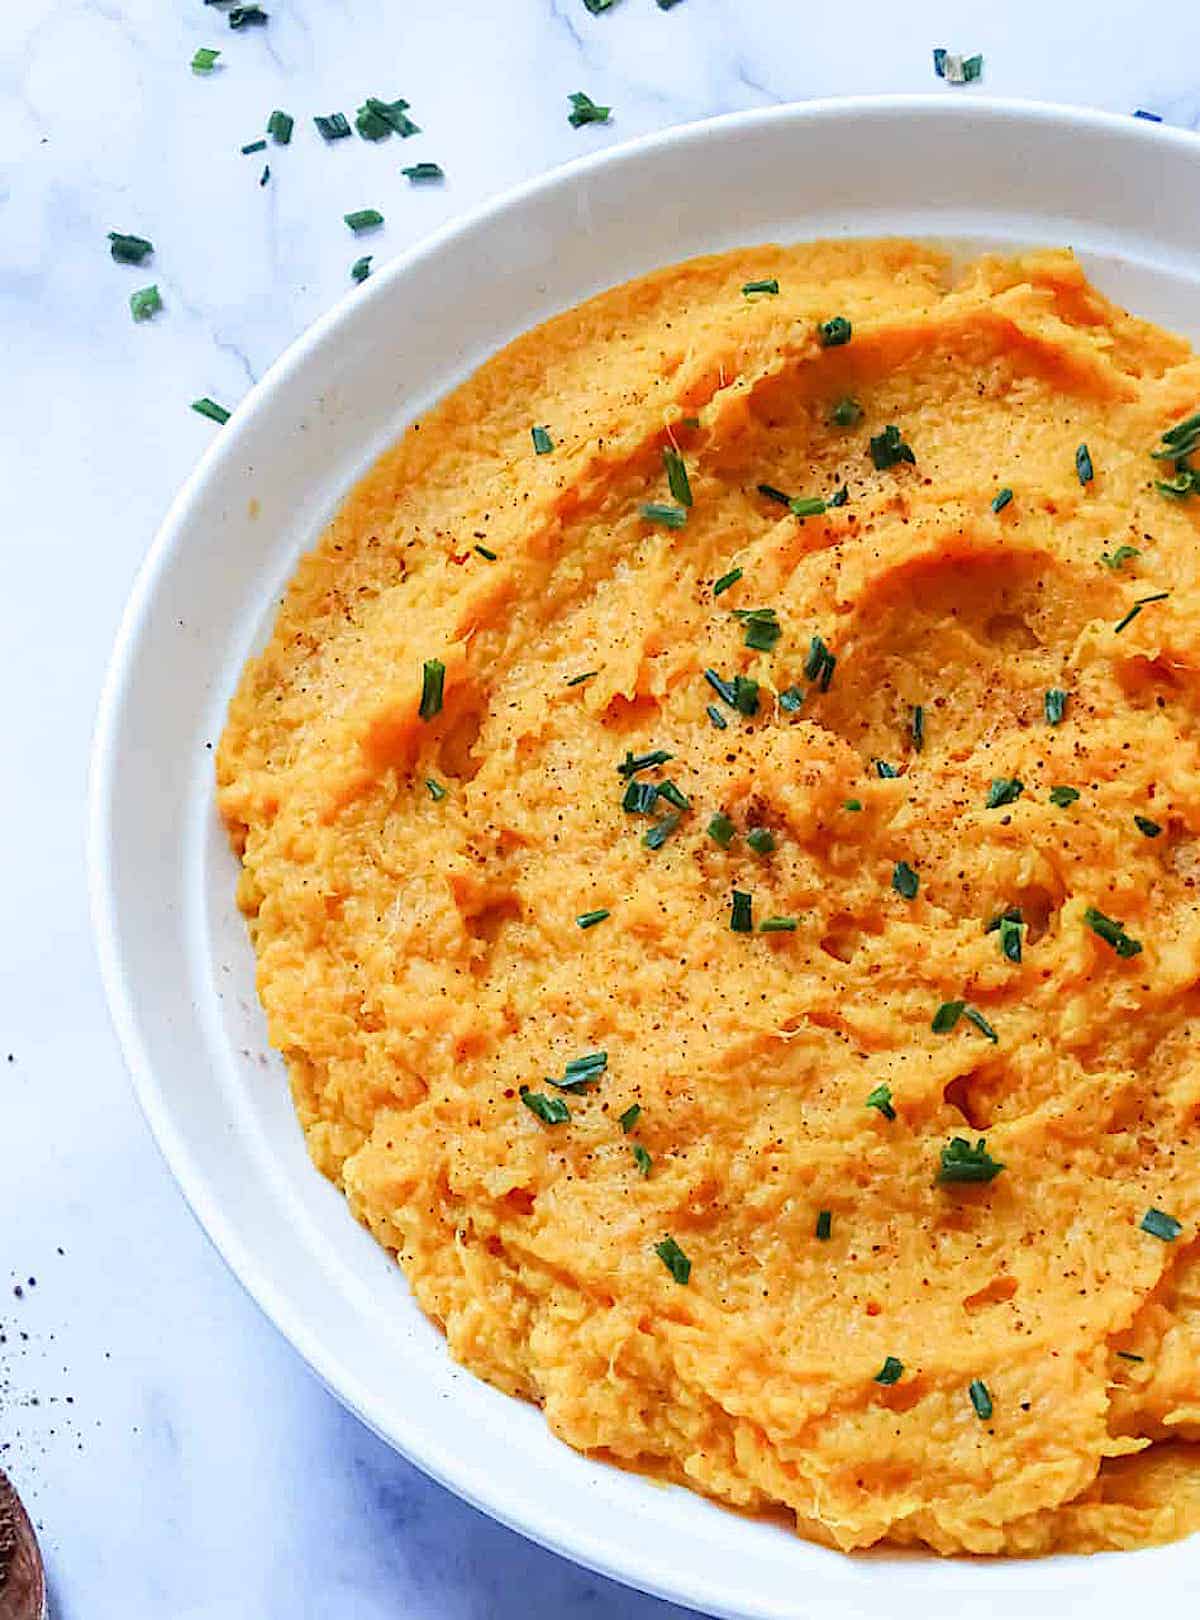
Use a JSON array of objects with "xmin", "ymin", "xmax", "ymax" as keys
[{"xmin": 92, "ymin": 99, "xmax": 1200, "ymax": 1620}]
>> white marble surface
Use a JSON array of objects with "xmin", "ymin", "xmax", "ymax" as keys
[{"xmin": 1, "ymin": 2, "xmax": 1197, "ymax": 1615}]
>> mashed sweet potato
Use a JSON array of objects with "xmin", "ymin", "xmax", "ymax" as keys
[{"xmin": 217, "ymin": 240, "xmax": 1200, "ymax": 1555}]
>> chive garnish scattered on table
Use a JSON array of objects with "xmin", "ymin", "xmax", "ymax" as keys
[
  {"xmin": 313, "ymin": 113, "xmax": 352, "ymax": 141},
  {"xmin": 402, "ymin": 163, "xmax": 444, "ymax": 181},
  {"xmin": 418, "ymin": 657, "xmax": 445, "ymax": 720},
  {"xmin": 260, "ymin": 165, "xmax": 270, "ymax": 186},
  {"xmin": 818, "ymin": 316, "xmax": 852, "ymax": 347},
  {"xmin": 632, "ymin": 1143, "xmax": 653, "ymax": 1177},
  {"xmin": 521, "ymin": 1088, "xmax": 570, "ymax": 1124},
  {"xmin": 874, "ymin": 1356, "xmax": 903, "ymax": 1385},
  {"xmin": 707, "ymin": 812, "xmax": 736, "ymax": 848},
  {"xmin": 713, "ymin": 567, "xmax": 742, "ymax": 597},
  {"xmin": 640, "ymin": 501, "xmax": 688, "ymax": 529},
  {"xmin": 1076, "ymin": 442, "xmax": 1094, "ymax": 485},
  {"xmin": 1114, "ymin": 592, "xmax": 1169, "ymax": 634},
  {"xmin": 969, "ymin": 1380, "xmax": 993, "ymax": 1420},
  {"xmin": 619, "ymin": 1103, "xmax": 641, "ymax": 1132},
  {"xmin": 866, "ymin": 1083, "xmax": 896, "ymax": 1121},
  {"xmin": 108, "ymin": 231, "xmax": 154, "ymax": 264},
  {"xmin": 985, "ymin": 777, "xmax": 1024, "ymax": 809},
  {"xmin": 568, "ymin": 91, "xmax": 611, "ymax": 127},
  {"xmin": 742, "ymin": 278, "xmax": 779, "ymax": 296},
  {"xmin": 1140, "ymin": 1208, "xmax": 1181, "ymax": 1242},
  {"xmin": 351, "ymin": 255, "xmax": 373, "ymax": 283},
  {"xmin": 425, "ymin": 777, "xmax": 447, "ymax": 801},
  {"xmin": 933, "ymin": 50, "xmax": 983, "ymax": 83},
  {"xmin": 1044, "ymin": 688, "xmax": 1067, "ymax": 726},
  {"xmin": 655, "ymin": 1236, "xmax": 691, "ymax": 1284},
  {"xmin": 991, "ymin": 487, "xmax": 1013, "ymax": 513},
  {"xmin": 1084, "ymin": 906, "xmax": 1142, "ymax": 957},
  {"xmin": 577, "ymin": 908, "xmax": 610, "ymax": 929},
  {"xmin": 1049, "ymin": 784, "xmax": 1080, "ymax": 807},
  {"xmin": 345, "ymin": 208, "xmax": 384, "ymax": 233},
  {"xmin": 267, "ymin": 109, "xmax": 293, "ymax": 144},
  {"xmin": 869, "ymin": 424, "xmax": 915, "ymax": 469},
  {"xmin": 730, "ymin": 890, "xmax": 753, "ymax": 932},
  {"xmin": 831, "ymin": 396, "xmax": 862, "ymax": 427},
  {"xmin": 1134, "ymin": 814, "xmax": 1162, "ymax": 838},
  {"xmin": 191, "ymin": 47, "xmax": 221, "ymax": 73},
  {"xmin": 241, "ymin": 139, "xmax": 267, "ymax": 155},
  {"xmin": 815, "ymin": 1210, "xmax": 832, "ymax": 1240},
  {"xmin": 892, "ymin": 861, "xmax": 918, "ymax": 900},
  {"xmin": 228, "ymin": 5, "xmax": 269, "ymax": 27},
  {"xmin": 191, "ymin": 397, "xmax": 230, "ymax": 425},
  {"xmin": 355, "ymin": 97, "xmax": 418, "ymax": 140},
  {"xmin": 531, "ymin": 424, "xmax": 554, "ymax": 454},
  {"xmin": 663, "ymin": 446, "xmax": 693, "ymax": 506},
  {"xmin": 129, "ymin": 285, "xmax": 162, "ymax": 322},
  {"xmin": 937, "ymin": 1136, "xmax": 1004, "ymax": 1183}
]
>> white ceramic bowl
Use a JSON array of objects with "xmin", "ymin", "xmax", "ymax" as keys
[{"xmin": 90, "ymin": 98, "xmax": 1200, "ymax": 1620}]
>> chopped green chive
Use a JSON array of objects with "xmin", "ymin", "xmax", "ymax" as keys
[
  {"xmin": 618, "ymin": 749, "xmax": 673, "ymax": 778},
  {"xmin": 191, "ymin": 47, "xmax": 221, "ymax": 73},
  {"xmin": 640, "ymin": 501, "xmax": 687, "ymax": 529},
  {"xmin": 875, "ymin": 759, "xmax": 900, "ymax": 779},
  {"xmin": 566, "ymin": 670, "xmax": 597, "ymax": 686},
  {"xmin": 707, "ymin": 812, "xmax": 736, "ymax": 849},
  {"xmin": 870, "ymin": 424, "xmax": 915, "ymax": 470},
  {"xmin": 831, "ymin": 396, "xmax": 863, "ymax": 427},
  {"xmin": 1116, "ymin": 1350, "xmax": 1145, "ymax": 1363},
  {"xmin": 931, "ymin": 1000, "xmax": 965, "ymax": 1033},
  {"xmin": 734, "ymin": 607, "xmax": 781, "ymax": 652},
  {"xmin": 576, "ymin": 908, "xmax": 610, "ymax": 929},
  {"xmin": 757, "ymin": 482, "xmax": 792, "ymax": 506},
  {"xmin": 730, "ymin": 890, "xmax": 753, "ymax": 932},
  {"xmin": 351, "ymin": 256, "xmax": 373, "ymax": 284},
  {"xmin": 402, "ymin": 162, "xmax": 444, "ymax": 182},
  {"xmin": 663, "ymin": 446, "xmax": 693, "ymax": 507},
  {"xmin": 191, "ymin": 397, "xmax": 230, "ymax": 425},
  {"xmin": 892, "ymin": 861, "xmax": 918, "ymax": 900},
  {"xmin": 779, "ymin": 685, "xmax": 805, "ymax": 713},
  {"xmin": 582, "ymin": 0, "xmax": 618, "ymax": 12},
  {"xmin": 1156, "ymin": 470, "xmax": 1200, "ymax": 499},
  {"xmin": 803, "ymin": 635, "xmax": 836, "ymax": 691},
  {"xmin": 313, "ymin": 113, "xmax": 352, "ymax": 141},
  {"xmin": 654, "ymin": 1235, "xmax": 691, "ymax": 1285},
  {"xmin": 642, "ymin": 812, "xmax": 682, "ymax": 850},
  {"xmin": 986, "ymin": 777, "xmax": 1024, "ymax": 809},
  {"xmin": 568, "ymin": 91, "xmax": 611, "ymax": 127},
  {"xmin": 789, "ymin": 496, "xmax": 827, "ymax": 518},
  {"xmin": 706, "ymin": 703, "xmax": 728, "ymax": 730},
  {"xmin": 910, "ymin": 704, "xmax": 924, "ymax": 752},
  {"xmin": 874, "ymin": 1356, "xmax": 903, "ymax": 1385},
  {"xmin": 968, "ymin": 1380, "xmax": 993, "ymax": 1420},
  {"xmin": 998, "ymin": 915, "xmax": 1023, "ymax": 963},
  {"xmin": 632, "ymin": 1143, "xmax": 653, "ymax": 1177},
  {"xmin": 815, "ymin": 1209, "xmax": 832, "ymax": 1240},
  {"xmin": 1076, "ymin": 442, "xmax": 1094, "ymax": 485},
  {"xmin": 866, "ymin": 1083, "xmax": 896, "ymax": 1121},
  {"xmin": 937, "ymin": 1136, "xmax": 1004, "ymax": 1183},
  {"xmin": 844, "ymin": 798, "xmax": 863, "ymax": 812},
  {"xmin": 1084, "ymin": 906, "xmax": 1142, "ymax": 958},
  {"xmin": 818, "ymin": 316, "xmax": 852, "ymax": 347},
  {"xmin": 345, "ymin": 209, "xmax": 384, "ymax": 233},
  {"xmin": 1044, "ymin": 688, "xmax": 1068, "ymax": 726},
  {"xmin": 531, "ymin": 424, "xmax": 554, "ymax": 455},
  {"xmin": 985, "ymin": 906, "xmax": 1023, "ymax": 934},
  {"xmin": 556, "ymin": 1051, "xmax": 608, "ymax": 1090},
  {"xmin": 418, "ymin": 658, "xmax": 445, "ymax": 721},
  {"xmin": 241, "ymin": 139, "xmax": 267, "ymax": 155},
  {"xmin": 829, "ymin": 484, "xmax": 850, "ymax": 508},
  {"xmin": 618, "ymin": 1103, "xmax": 641, "ymax": 1132},
  {"xmin": 355, "ymin": 97, "xmax": 418, "ymax": 140},
  {"xmin": 228, "ymin": 5, "xmax": 269, "ymax": 26},
  {"xmin": 622, "ymin": 779, "xmax": 660, "ymax": 814},
  {"xmin": 713, "ymin": 567, "xmax": 743, "ymax": 597},
  {"xmin": 704, "ymin": 668, "xmax": 759, "ymax": 715},
  {"xmin": 425, "ymin": 777, "xmax": 447, "ymax": 801},
  {"xmin": 760, "ymin": 916, "xmax": 798, "ymax": 933},
  {"xmin": 746, "ymin": 827, "xmax": 775, "ymax": 855},
  {"xmin": 742, "ymin": 278, "xmax": 780, "ymax": 296},
  {"xmin": 657, "ymin": 781, "xmax": 690, "ymax": 811},
  {"xmin": 934, "ymin": 49, "xmax": 983, "ymax": 82},
  {"xmin": 108, "ymin": 231, "xmax": 153, "ymax": 264},
  {"xmin": 1135, "ymin": 814, "xmax": 1162, "ymax": 838},
  {"xmin": 1114, "ymin": 592, "xmax": 1169, "ymax": 634},
  {"xmin": 1102, "ymin": 545, "xmax": 1140, "ymax": 571},
  {"xmin": 1049, "ymin": 784, "xmax": 1080, "ymax": 807},
  {"xmin": 129, "ymin": 285, "xmax": 162, "ymax": 322},
  {"xmin": 1159, "ymin": 408, "xmax": 1200, "ymax": 448},
  {"xmin": 962, "ymin": 1005, "xmax": 999, "ymax": 1043},
  {"xmin": 260, "ymin": 164, "xmax": 270, "ymax": 186},
  {"xmin": 267, "ymin": 109, "xmax": 293, "ymax": 144},
  {"xmin": 1140, "ymin": 1208, "xmax": 1182, "ymax": 1242},
  {"xmin": 991, "ymin": 487, "xmax": 1013, "ymax": 513},
  {"xmin": 521, "ymin": 1088, "xmax": 569, "ymax": 1124}
]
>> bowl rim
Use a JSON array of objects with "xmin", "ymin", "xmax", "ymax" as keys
[{"xmin": 87, "ymin": 94, "xmax": 1199, "ymax": 1617}]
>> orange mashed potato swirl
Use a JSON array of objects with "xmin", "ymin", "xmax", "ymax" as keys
[{"xmin": 218, "ymin": 240, "xmax": 1200, "ymax": 1555}]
